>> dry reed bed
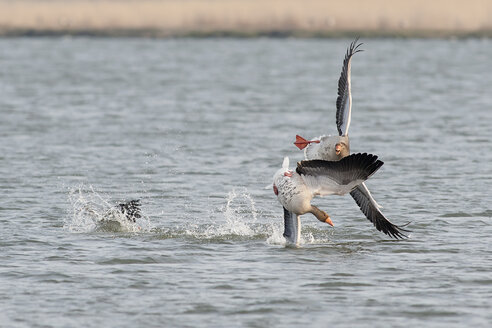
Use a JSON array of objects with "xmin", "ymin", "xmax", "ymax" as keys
[{"xmin": 1, "ymin": 0, "xmax": 491, "ymax": 37}]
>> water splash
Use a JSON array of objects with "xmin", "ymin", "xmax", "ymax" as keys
[
  {"xmin": 265, "ymin": 223, "xmax": 326, "ymax": 247},
  {"xmin": 150, "ymin": 187, "xmax": 286, "ymax": 243},
  {"xmin": 265, "ymin": 225, "xmax": 287, "ymax": 246},
  {"xmin": 178, "ymin": 188, "xmax": 267, "ymax": 240},
  {"xmin": 180, "ymin": 188, "xmax": 331, "ymax": 246},
  {"xmin": 65, "ymin": 185, "xmax": 332, "ymax": 246},
  {"xmin": 65, "ymin": 185, "xmax": 153, "ymax": 233},
  {"xmin": 216, "ymin": 188, "xmax": 258, "ymax": 235}
]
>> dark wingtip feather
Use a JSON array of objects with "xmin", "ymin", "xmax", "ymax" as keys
[
  {"xmin": 344, "ymin": 152, "xmax": 383, "ymax": 180},
  {"xmin": 118, "ymin": 199, "xmax": 141, "ymax": 222},
  {"xmin": 349, "ymin": 187, "xmax": 410, "ymax": 239},
  {"xmin": 336, "ymin": 38, "xmax": 364, "ymax": 136}
]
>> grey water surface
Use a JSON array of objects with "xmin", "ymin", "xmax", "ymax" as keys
[{"xmin": 1, "ymin": 37, "xmax": 491, "ymax": 327}]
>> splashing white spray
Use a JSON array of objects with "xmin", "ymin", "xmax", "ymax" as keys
[
  {"xmin": 220, "ymin": 188, "xmax": 258, "ymax": 234},
  {"xmin": 65, "ymin": 185, "xmax": 152, "ymax": 233},
  {"xmin": 198, "ymin": 187, "xmax": 260, "ymax": 238}
]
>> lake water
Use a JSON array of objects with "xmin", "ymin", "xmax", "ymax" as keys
[{"xmin": 1, "ymin": 37, "xmax": 491, "ymax": 327}]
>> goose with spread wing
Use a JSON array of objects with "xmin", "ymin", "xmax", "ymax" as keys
[
  {"xmin": 273, "ymin": 153, "xmax": 384, "ymax": 245},
  {"xmin": 294, "ymin": 38, "xmax": 408, "ymax": 239}
]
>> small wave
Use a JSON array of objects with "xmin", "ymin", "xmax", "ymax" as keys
[
  {"xmin": 439, "ymin": 212, "xmax": 473, "ymax": 218},
  {"xmin": 440, "ymin": 209, "xmax": 492, "ymax": 218},
  {"xmin": 65, "ymin": 185, "xmax": 153, "ymax": 233}
]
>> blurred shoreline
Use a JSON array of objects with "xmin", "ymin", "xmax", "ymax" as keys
[{"xmin": 1, "ymin": 0, "xmax": 491, "ymax": 38}]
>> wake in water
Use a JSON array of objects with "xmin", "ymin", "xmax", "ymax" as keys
[
  {"xmin": 65, "ymin": 185, "xmax": 153, "ymax": 233},
  {"xmin": 65, "ymin": 185, "xmax": 332, "ymax": 246}
]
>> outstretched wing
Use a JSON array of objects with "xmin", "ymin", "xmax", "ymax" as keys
[
  {"xmin": 336, "ymin": 38, "xmax": 363, "ymax": 136},
  {"xmin": 283, "ymin": 207, "xmax": 301, "ymax": 246},
  {"xmin": 296, "ymin": 153, "xmax": 383, "ymax": 196},
  {"xmin": 350, "ymin": 183, "xmax": 409, "ymax": 239}
]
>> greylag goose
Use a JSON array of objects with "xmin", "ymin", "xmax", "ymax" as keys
[{"xmin": 273, "ymin": 153, "xmax": 384, "ymax": 245}]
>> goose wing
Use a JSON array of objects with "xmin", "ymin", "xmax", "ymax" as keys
[
  {"xmin": 297, "ymin": 153, "xmax": 383, "ymax": 196},
  {"xmin": 336, "ymin": 38, "xmax": 363, "ymax": 137},
  {"xmin": 118, "ymin": 199, "xmax": 141, "ymax": 222},
  {"xmin": 350, "ymin": 183, "xmax": 409, "ymax": 239}
]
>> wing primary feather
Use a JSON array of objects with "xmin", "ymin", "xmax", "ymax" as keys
[
  {"xmin": 336, "ymin": 37, "xmax": 363, "ymax": 136},
  {"xmin": 296, "ymin": 153, "xmax": 383, "ymax": 185},
  {"xmin": 350, "ymin": 185, "xmax": 410, "ymax": 239}
]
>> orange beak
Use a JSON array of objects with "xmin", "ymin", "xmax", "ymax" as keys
[{"xmin": 325, "ymin": 217, "xmax": 334, "ymax": 227}]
